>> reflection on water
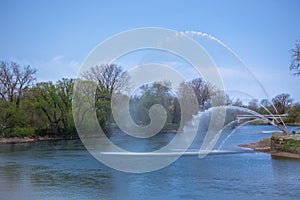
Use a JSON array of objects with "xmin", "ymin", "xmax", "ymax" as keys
[{"xmin": 0, "ymin": 125, "xmax": 300, "ymax": 200}]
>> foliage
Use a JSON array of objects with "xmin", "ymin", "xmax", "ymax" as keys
[
  {"xmin": 12, "ymin": 127, "xmax": 36, "ymax": 137},
  {"xmin": 1, "ymin": 60, "xmax": 300, "ymax": 138},
  {"xmin": 284, "ymin": 139, "xmax": 300, "ymax": 148},
  {"xmin": 31, "ymin": 78, "xmax": 75, "ymax": 135},
  {"xmin": 286, "ymin": 105, "xmax": 300, "ymax": 123},
  {"xmin": 129, "ymin": 78, "xmax": 214, "ymax": 131},
  {"xmin": 0, "ymin": 61, "xmax": 76, "ymax": 137},
  {"xmin": 130, "ymin": 81, "xmax": 177, "ymax": 127}
]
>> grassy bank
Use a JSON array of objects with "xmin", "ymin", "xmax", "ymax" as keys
[{"xmin": 239, "ymin": 134, "xmax": 300, "ymax": 159}]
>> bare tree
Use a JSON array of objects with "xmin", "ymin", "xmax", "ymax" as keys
[
  {"xmin": 190, "ymin": 78, "xmax": 211, "ymax": 110},
  {"xmin": 0, "ymin": 61, "xmax": 37, "ymax": 107},
  {"xmin": 248, "ymin": 99, "xmax": 259, "ymax": 111},
  {"xmin": 260, "ymin": 99, "xmax": 271, "ymax": 108},
  {"xmin": 81, "ymin": 64, "xmax": 129, "ymax": 131},
  {"xmin": 210, "ymin": 91, "xmax": 232, "ymax": 107},
  {"xmin": 272, "ymin": 93, "xmax": 293, "ymax": 114},
  {"xmin": 259, "ymin": 98, "xmax": 272, "ymax": 114},
  {"xmin": 290, "ymin": 37, "xmax": 300, "ymax": 75},
  {"xmin": 176, "ymin": 81, "xmax": 199, "ymax": 128},
  {"xmin": 232, "ymin": 98, "xmax": 243, "ymax": 107},
  {"xmin": 81, "ymin": 64, "xmax": 128, "ymax": 98}
]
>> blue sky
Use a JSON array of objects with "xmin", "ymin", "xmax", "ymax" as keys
[{"xmin": 1, "ymin": 0, "xmax": 300, "ymax": 101}]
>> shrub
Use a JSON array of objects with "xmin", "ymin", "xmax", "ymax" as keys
[{"xmin": 13, "ymin": 127, "xmax": 36, "ymax": 137}]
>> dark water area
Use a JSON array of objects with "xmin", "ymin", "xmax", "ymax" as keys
[{"xmin": 1, "ymin": 125, "xmax": 300, "ymax": 200}]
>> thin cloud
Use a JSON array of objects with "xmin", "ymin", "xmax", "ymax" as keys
[{"xmin": 9, "ymin": 56, "xmax": 81, "ymax": 82}]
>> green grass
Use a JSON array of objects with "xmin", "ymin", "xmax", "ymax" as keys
[{"xmin": 284, "ymin": 139, "xmax": 300, "ymax": 148}]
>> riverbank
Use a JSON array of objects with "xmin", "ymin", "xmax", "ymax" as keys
[
  {"xmin": 239, "ymin": 135, "xmax": 300, "ymax": 159},
  {"xmin": 0, "ymin": 128, "xmax": 177, "ymax": 144},
  {"xmin": 0, "ymin": 135, "xmax": 79, "ymax": 144}
]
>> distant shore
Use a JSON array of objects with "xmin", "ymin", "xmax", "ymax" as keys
[
  {"xmin": 239, "ymin": 137, "xmax": 300, "ymax": 159},
  {"xmin": 0, "ymin": 135, "xmax": 79, "ymax": 144}
]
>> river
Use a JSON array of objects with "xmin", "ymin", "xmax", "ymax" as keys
[{"xmin": 1, "ymin": 125, "xmax": 300, "ymax": 200}]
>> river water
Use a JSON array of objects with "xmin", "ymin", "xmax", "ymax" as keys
[{"xmin": 1, "ymin": 125, "xmax": 300, "ymax": 200}]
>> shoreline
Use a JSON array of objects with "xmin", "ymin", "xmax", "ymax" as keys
[
  {"xmin": 238, "ymin": 139, "xmax": 300, "ymax": 159},
  {"xmin": 0, "ymin": 129, "xmax": 177, "ymax": 145},
  {"xmin": 0, "ymin": 135, "xmax": 79, "ymax": 144}
]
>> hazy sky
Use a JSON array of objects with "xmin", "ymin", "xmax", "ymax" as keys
[{"xmin": 1, "ymin": 0, "xmax": 300, "ymax": 101}]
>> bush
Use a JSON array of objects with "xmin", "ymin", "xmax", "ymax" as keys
[
  {"xmin": 163, "ymin": 123, "xmax": 180, "ymax": 131},
  {"xmin": 12, "ymin": 127, "xmax": 36, "ymax": 137},
  {"xmin": 287, "ymin": 105, "xmax": 300, "ymax": 123}
]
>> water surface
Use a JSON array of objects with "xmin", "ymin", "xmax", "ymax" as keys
[{"xmin": 1, "ymin": 125, "xmax": 300, "ymax": 200}]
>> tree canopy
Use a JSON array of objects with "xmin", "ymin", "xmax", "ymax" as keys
[{"xmin": 0, "ymin": 60, "xmax": 300, "ymax": 138}]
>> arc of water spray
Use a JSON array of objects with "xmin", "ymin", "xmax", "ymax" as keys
[
  {"xmin": 217, "ymin": 118, "xmax": 266, "ymax": 151},
  {"xmin": 183, "ymin": 31, "xmax": 290, "ymax": 134},
  {"xmin": 227, "ymin": 90, "xmax": 282, "ymax": 127},
  {"xmin": 206, "ymin": 110, "xmax": 247, "ymax": 150},
  {"xmin": 228, "ymin": 90, "xmax": 288, "ymax": 134},
  {"xmin": 226, "ymin": 105, "xmax": 289, "ymax": 134},
  {"xmin": 199, "ymin": 105, "xmax": 281, "ymax": 154}
]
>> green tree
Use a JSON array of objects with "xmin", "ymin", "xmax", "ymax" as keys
[
  {"xmin": 32, "ymin": 78, "xmax": 75, "ymax": 135},
  {"xmin": 286, "ymin": 105, "xmax": 300, "ymax": 124},
  {"xmin": 56, "ymin": 78, "xmax": 75, "ymax": 133},
  {"xmin": 130, "ymin": 81, "xmax": 177, "ymax": 128}
]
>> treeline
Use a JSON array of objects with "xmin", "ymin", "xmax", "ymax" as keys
[
  {"xmin": 129, "ymin": 84, "xmax": 300, "ymax": 128},
  {"xmin": 243, "ymin": 94, "xmax": 300, "ymax": 124},
  {"xmin": 1, "ymin": 61, "xmax": 300, "ymax": 138},
  {"xmin": 129, "ymin": 79, "xmax": 212, "ymax": 130},
  {"xmin": 0, "ymin": 61, "xmax": 75, "ymax": 137}
]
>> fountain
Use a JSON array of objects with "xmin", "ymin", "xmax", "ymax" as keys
[{"xmin": 73, "ymin": 28, "xmax": 291, "ymax": 173}]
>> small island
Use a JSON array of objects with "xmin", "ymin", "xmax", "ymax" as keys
[{"xmin": 239, "ymin": 134, "xmax": 300, "ymax": 159}]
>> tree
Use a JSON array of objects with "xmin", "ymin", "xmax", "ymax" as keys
[
  {"xmin": 190, "ymin": 78, "xmax": 211, "ymax": 110},
  {"xmin": 260, "ymin": 99, "xmax": 271, "ymax": 108},
  {"xmin": 81, "ymin": 64, "xmax": 129, "ymax": 132},
  {"xmin": 32, "ymin": 78, "xmax": 75, "ymax": 135},
  {"xmin": 0, "ymin": 61, "xmax": 36, "ymax": 106},
  {"xmin": 286, "ymin": 105, "xmax": 300, "ymax": 124},
  {"xmin": 56, "ymin": 78, "xmax": 74, "ymax": 132},
  {"xmin": 290, "ymin": 37, "xmax": 300, "ymax": 75},
  {"xmin": 232, "ymin": 98, "xmax": 243, "ymax": 107},
  {"xmin": 0, "ymin": 61, "xmax": 37, "ymax": 136},
  {"xmin": 272, "ymin": 93, "xmax": 293, "ymax": 114},
  {"xmin": 130, "ymin": 81, "xmax": 177, "ymax": 127},
  {"xmin": 210, "ymin": 91, "xmax": 232, "ymax": 107},
  {"xmin": 259, "ymin": 99, "xmax": 272, "ymax": 114},
  {"xmin": 176, "ymin": 81, "xmax": 199, "ymax": 126},
  {"xmin": 248, "ymin": 99, "xmax": 259, "ymax": 112},
  {"xmin": 81, "ymin": 64, "xmax": 128, "ymax": 95}
]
